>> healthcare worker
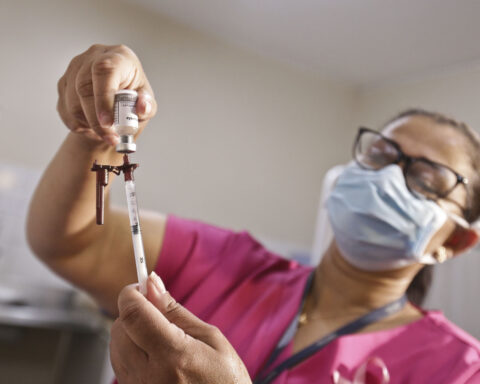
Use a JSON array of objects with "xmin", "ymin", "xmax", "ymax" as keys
[{"xmin": 27, "ymin": 44, "xmax": 480, "ymax": 383}]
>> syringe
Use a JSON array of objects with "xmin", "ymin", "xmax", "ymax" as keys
[
  {"xmin": 113, "ymin": 90, "xmax": 148, "ymax": 295},
  {"xmin": 91, "ymin": 90, "xmax": 149, "ymax": 295},
  {"xmin": 123, "ymin": 155, "xmax": 148, "ymax": 295}
]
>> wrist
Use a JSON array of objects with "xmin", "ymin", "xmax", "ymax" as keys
[{"xmin": 68, "ymin": 132, "xmax": 124, "ymax": 163}]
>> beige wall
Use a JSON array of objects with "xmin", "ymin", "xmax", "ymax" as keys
[
  {"xmin": 2, "ymin": 0, "xmax": 479, "ymax": 339},
  {"xmin": 355, "ymin": 66, "xmax": 480, "ymax": 130},
  {"xmin": 1, "ymin": 0, "xmax": 355, "ymax": 250}
]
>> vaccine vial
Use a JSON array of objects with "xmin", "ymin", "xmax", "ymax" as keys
[{"xmin": 113, "ymin": 90, "xmax": 138, "ymax": 153}]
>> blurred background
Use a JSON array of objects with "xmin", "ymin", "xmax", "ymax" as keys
[{"xmin": 2, "ymin": 0, "xmax": 480, "ymax": 383}]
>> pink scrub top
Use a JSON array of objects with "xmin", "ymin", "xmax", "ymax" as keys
[{"xmin": 152, "ymin": 215, "xmax": 480, "ymax": 383}]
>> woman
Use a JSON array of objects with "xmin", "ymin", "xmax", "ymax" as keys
[{"xmin": 27, "ymin": 45, "xmax": 480, "ymax": 383}]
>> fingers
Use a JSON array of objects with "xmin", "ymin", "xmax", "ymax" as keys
[
  {"xmin": 57, "ymin": 44, "xmax": 157, "ymax": 146},
  {"xmin": 136, "ymin": 91, "xmax": 157, "ymax": 123},
  {"xmin": 57, "ymin": 76, "xmax": 102, "ymax": 143},
  {"xmin": 117, "ymin": 283, "xmax": 188, "ymax": 354},
  {"xmin": 110, "ymin": 319, "xmax": 148, "ymax": 376},
  {"xmin": 91, "ymin": 45, "xmax": 155, "ymax": 129},
  {"xmin": 115, "ymin": 280, "xmax": 251, "ymax": 384},
  {"xmin": 64, "ymin": 79, "xmax": 93, "ymax": 133},
  {"xmin": 145, "ymin": 273, "xmax": 206, "ymax": 335},
  {"xmin": 145, "ymin": 273, "xmax": 228, "ymax": 351},
  {"xmin": 91, "ymin": 51, "xmax": 129, "ymax": 130},
  {"xmin": 145, "ymin": 271, "xmax": 166, "ymax": 295},
  {"xmin": 75, "ymin": 63, "xmax": 118, "ymax": 146}
]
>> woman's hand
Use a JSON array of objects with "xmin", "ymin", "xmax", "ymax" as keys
[
  {"xmin": 110, "ymin": 273, "xmax": 252, "ymax": 384},
  {"xmin": 57, "ymin": 44, "xmax": 157, "ymax": 146}
]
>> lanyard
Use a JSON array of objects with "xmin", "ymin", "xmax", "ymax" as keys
[{"xmin": 253, "ymin": 271, "xmax": 408, "ymax": 384}]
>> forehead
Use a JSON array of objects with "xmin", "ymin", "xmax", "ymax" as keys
[{"xmin": 382, "ymin": 116, "xmax": 472, "ymax": 178}]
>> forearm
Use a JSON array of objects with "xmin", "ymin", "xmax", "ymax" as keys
[{"xmin": 27, "ymin": 132, "xmax": 123, "ymax": 258}]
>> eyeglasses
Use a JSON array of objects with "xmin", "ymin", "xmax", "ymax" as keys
[{"xmin": 353, "ymin": 127, "xmax": 470, "ymax": 216}]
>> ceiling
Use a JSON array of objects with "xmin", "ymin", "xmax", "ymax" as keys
[{"xmin": 130, "ymin": 0, "xmax": 480, "ymax": 87}]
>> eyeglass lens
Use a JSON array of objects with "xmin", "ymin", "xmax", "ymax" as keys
[{"xmin": 355, "ymin": 130, "xmax": 458, "ymax": 200}]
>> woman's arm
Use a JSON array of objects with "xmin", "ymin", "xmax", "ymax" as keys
[{"xmin": 26, "ymin": 44, "xmax": 165, "ymax": 316}]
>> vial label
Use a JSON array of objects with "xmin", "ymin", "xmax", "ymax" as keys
[{"xmin": 114, "ymin": 92, "xmax": 138, "ymax": 129}]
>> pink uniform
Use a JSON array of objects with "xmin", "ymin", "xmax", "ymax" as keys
[{"xmin": 153, "ymin": 215, "xmax": 480, "ymax": 383}]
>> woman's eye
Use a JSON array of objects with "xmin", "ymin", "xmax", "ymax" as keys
[{"xmin": 366, "ymin": 143, "xmax": 397, "ymax": 163}]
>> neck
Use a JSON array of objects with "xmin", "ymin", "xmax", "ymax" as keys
[{"xmin": 309, "ymin": 241, "xmax": 421, "ymax": 317}]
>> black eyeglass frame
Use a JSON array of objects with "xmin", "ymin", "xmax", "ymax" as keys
[{"xmin": 352, "ymin": 127, "xmax": 470, "ymax": 217}]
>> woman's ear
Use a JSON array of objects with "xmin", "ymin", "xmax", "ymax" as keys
[{"xmin": 443, "ymin": 225, "xmax": 479, "ymax": 257}]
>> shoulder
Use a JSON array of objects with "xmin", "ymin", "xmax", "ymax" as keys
[
  {"xmin": 163, "ymin": 214, "xmax": 236, "ymax": 240},
  {"xmin": 414, "ymin": 309, "xmax": 480, "ymax": 381},
  {"xmin": 365, "ymin": 310, "xmax": 480, "ymax": 382},
  {"xmin": 422, "ymin": 310, "xmax": 480, "ymax": 354},
  {"xmin": 162, "ymin": 214, "xmax": 287, "ymax": 260},
  {"xmin": 160, "ymin": 214, "xmax": 311, "ymax": 278},
  {"xmin": 159, "ymin": 214, "xmax": 239, "ymax": 261}
]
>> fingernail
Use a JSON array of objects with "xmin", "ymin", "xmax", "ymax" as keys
[
  {"xmin": 99, "ymin": 112, "xmax": 112, "ymax": 127},
  {"xmin": 150, "ymin": 271, "xmax": 166, "ymax": 294}
]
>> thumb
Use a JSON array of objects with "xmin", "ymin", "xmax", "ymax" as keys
[
  {"xmin": 136, "ymin": 91, "xmax": 157, "ymax": 123},
  {"xmin": 117, "ymin": 283, "xmax": 185, "ymax": 354},
  {"xmin": 146, "ymin": 272, "xmax": 226, "ymax": 349}
]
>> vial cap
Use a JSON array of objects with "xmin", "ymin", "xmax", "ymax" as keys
[
  {"xmin": 116, "ymin": 142, "xmax": 137, "ymax": 153},
  {"xmin": 116, "ymin": 135, "xmax": 136, "ymax": 153}
]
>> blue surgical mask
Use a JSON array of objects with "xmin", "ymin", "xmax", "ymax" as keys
[{"xmin": 325, "ymin": 163, "xmax": 447, "ymax": 271}]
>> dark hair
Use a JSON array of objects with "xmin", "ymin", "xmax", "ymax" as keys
[{"xmin": 382, "ymin": 108, "xmax": 480, "ymax": 306}]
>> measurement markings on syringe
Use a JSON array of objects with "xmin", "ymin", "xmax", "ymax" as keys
[{"xmin": 131, "ymin": 224, "xmax": 141, "ymax": 235}]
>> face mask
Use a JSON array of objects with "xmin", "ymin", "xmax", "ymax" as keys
[{"xmin": 325, "ymin": 163, "xmax": 448, "ymax": 271}]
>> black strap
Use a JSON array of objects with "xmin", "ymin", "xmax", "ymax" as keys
[
  {"xmin": 259, "ymin": 272, "xmax": 315, "ymax": 372},
  {"xmin": 253, "ymin": 271, "xmax": 407, "ymax": 384}
]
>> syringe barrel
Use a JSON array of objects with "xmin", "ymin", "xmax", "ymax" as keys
[
  {"xmin": 125, "ymin": 179, "xmax": 148, "ymax": 294},
  {"xmin": 125, "ymin": 180, "xmax": 140, "ymax": 227}
]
